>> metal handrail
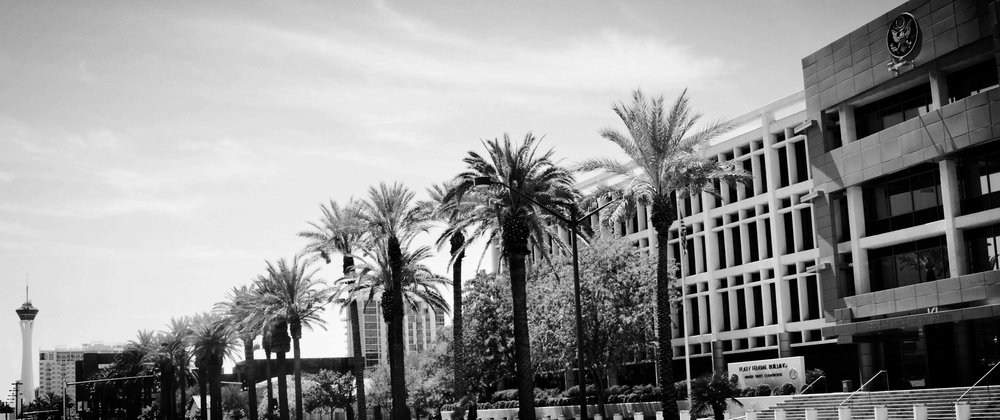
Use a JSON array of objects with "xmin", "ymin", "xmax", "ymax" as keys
[
  {"xmin": 798, "ymin": 375, "xmax": 826, "ymax": 395},
  {"xmin": 839, "ymin": 370, "xmax": 886, "ymax": 406},
  {"xmin": 956, "ymin": 362, "xmax": 1000, "ymax": 402}
]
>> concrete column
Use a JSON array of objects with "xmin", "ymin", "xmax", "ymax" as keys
[
  {"xmin": 939, "ymin": 159, "xmax": 967, "ymax": 277},
  {"xmin": 655, "ymin": 411, "xmax": 663, "ymax": 420},
  {"xmin": 712, "ymin": 341, "xmax": 726, "ymax": 373},
  {"xmin": 613, "ymin": 415, "xmax": 622, "ymax": 420},
  {"xmin": 804, "ymin": 408, "xmax": 818, "ymax": 420},
  {"xmin": 698, "ymin": 295, "xmax": 710, "ymax": 335},
  {"xmin": 745, "ymin": 411, "xmax": 758, "ymax": 420},
  {"xmin": 773, "ymin": 409, "xmax": 786, "ymax": 420},
  {"xmin": 837, "ymin": 406, "xmax": 851, "ymax": 420},
  {"xmin": 637, "ymin": 204, "xmax": 648, "ymax": 232},
  {"xmin": 858, "ymin": 342, "xmax": 878, "ymax": 388},
  {"xmin": 632, "ymin": 413, "xmax": 643, "ymax": 420},
  {"xmin": 846, "ymin": 186, "xmax": 870, "ymax": 293},
  {"xmin": 955, "ymin": 402, "xmax": 972, "ymax": 420},
  {"xmin": 954, "ymin": 322, "xmax": 973, "ymax": 385},
  {"xmin": 763, "ymin": 278, "xmax": 775, "ymax": 326},
  {"xmin": 839, "ymin": 104, "xmax": 857, "ymax": 143},
  {"xmin": 740, "ymin": 222, "xmax": 751, "ymax": 265},
  {"xmin": 751, "ymin": 151, "xmax": 764, "ymax": 195},
  {"xmin": 778, "ymin": 332, "xmax": 793, "ymax": 358},
  {"xmin": 929, "ymin": 65, "xmax": 950, "ymax": 109},
  {"xmin": 912, "ymin": 404, "xmax": 927, "ymax": 420},
  {"xmin": 874, "ymin": 405, "xmax": 888, "ymax": 420},
  {"xmin": 791, "ymin": 208, "xmax": 804, "ymax": 253},
  {"xmin": 695, "ymin": 235, "xmax": 706, "ymax": 274}
]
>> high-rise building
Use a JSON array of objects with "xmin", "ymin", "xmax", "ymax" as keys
[
  {"xmin": 344, "ymin": 296, "xmax": 448, "ymax": 367},
  {"xmin": 39, "ymin": 343, "xmax": 124, "ymax": 403},
  {"xmin": 15, "ymin": 286, "xmax": 38, "ymax": 406}
]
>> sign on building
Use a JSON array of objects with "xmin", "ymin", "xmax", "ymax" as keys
[{"xmin": 727, "ymin": 356, "xmax": 806, "ymax": 390}]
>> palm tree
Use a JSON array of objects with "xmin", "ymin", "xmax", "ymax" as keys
[
  {"xmin": 105, "ymin": 330, "xmax": 158, "ymax": 418},
  {"xmin": 162, "ymin": 317, "xmax": 195, "ymax": 418},
  {"xmin": 444, "ymin": 134, "xmax": 576, "ymax": 420},
  {"xmin": 216, "ymin": 285, "xmax": 264, "ymax": 420},
  {"xmin": 264, "ymin": 318, "xmax": 291, "ymax": 420},
  {"xmin": 189, "ymin": 313, "xmax": 240, "ymax": 420},
  {"xmin": 355, "ymin": 182, "xmax": 436, "ymax": 420},
  {"xmin": 577, "ymin": 89, "xmax": 750, "ymax": 420},
  {"xmin": 427, "ymin": 181, "xmax": 475, "ymax": 397},
  {"xmin": 299, "ymin": 198, "xmax": 369, "ymax": 420},
  {"xmin": 252, "ymin": 256, "xmax": 332, "ymax": 420},
  {"xmin": 690, "ymin": 371, "xmax": 742, "ymax": 420}
]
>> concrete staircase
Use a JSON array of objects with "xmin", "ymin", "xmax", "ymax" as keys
[{"xmin": 752, "ymin": 386, "xmax": 1000, "ymax": 420}]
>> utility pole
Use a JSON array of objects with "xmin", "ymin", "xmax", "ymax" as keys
[{"xmin": 11, "ymin": 381, "xmax": 21, "ymax": 419}]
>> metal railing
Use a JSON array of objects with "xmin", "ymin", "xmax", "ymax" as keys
[
  {"xmin": 839, "ymin": 370, "xmax": 887, "ymax": 406},
  {"xmin": 798, "ymin": 375, "xmax": 826, "ymax": 395},
  {"xmin": 956, "ymin": 362, "xmax": 1000, "ymax": 403}
]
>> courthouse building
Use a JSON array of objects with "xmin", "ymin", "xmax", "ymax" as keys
[
  {"xmin": 577, "ymin": 0, "xmax": 1000, "ymax": 390},
  {"xmin": 805, "ymin": 0, "xmax": 1000, "ymax": 389}
]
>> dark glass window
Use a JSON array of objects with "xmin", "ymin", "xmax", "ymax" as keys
[
  {"xmin": 958, "ymin": 142, "xmax": 1000, "ymax": 214},
  {"xmin": 783, "ymin": 212, "xmax": 794, "ymax": 254},
  {"xmin": 806, "ymin": 276, "xmax": 820, "ymax": 319},
  {"xmin": 757, "ymin": 154, "xmax": 768, "ymax": 193},
  {"xmin": 839, "ymin": 252, "xmax": 856, "ymax": 297},
  {"xmin": 947, "ymin": 59, "xmax": 999, "ymax": 103},
  {"xmin": 742, "ymin": 159, "xmax": 754, "ymax": 197},
  {"xmin": 769, "ymin": 283, "xmax": 778, "ymax": 322},
  {"xmin": 832, "ymin": 193, "xmax": 851, "ymax": 243},
  {"xmin": 801, "ymin": 207, "xmax": 814, "ymax": 250},
  {"xmin": 732, "ymin": 227, "xmax": 742, "ymax": 265},
  {"xmin": 690, "ymin": 296, "xmax": 700, "ymax": 335},
  {"xmin": 822, "ymin": 109, "xmax": 842, "ymax": 152},
  {"xmin": 855, "ymin": 84, "xmax": 932, "ymax": 138},
  {"xmin": 753, "ymin": 286, "xmax": 764, "ymax": 326},
  {"xmin": 716, "ymin": 231, "xmax": 726, "ymax": 269},
  {"xmin": 721, "ymin": 291, "xmax": 731, "ymax": 332},
  {"xmin": 965, "ymin": 222, "xmax": 1000, "ymax": 273},
  {"xmin": 868, "ymin": 236, "xmax": 949, "ymax": 291},
  {"xmin": 736, "ymin": 289, "xmax": 747, "ymax": 329},
  {"xmin": 788, "ymin": 280, "xmax": 801, "ymax": 322},
  {"xmin": 863, "ymin": 163, "xmax": 943, "ymax": 235},
  {"xmin": 748, "ymin": 224, "xmax": 760, "ymax": 262},
  {"xmin": 778, "ymin": 146, "xmax": 790, "ymax": 188},
  {"xmin": 794, "ymin": 140, "xmax": 810, "ymax": 183}
]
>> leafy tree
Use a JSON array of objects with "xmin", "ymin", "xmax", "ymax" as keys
[
  {"xmin": 300, "ymin": 198, "xmax": 370, "ymax": 420},
  {"xmin": 364, "ymin": 337, "xmax": 454, "ymax": 420},
  {"xmin": 528, "ymin": 233, "xmax": 661, "ymax": 417},
  {"xmin": 445, "ymin": 134, "xmax": 576, "ymax": 420},
  {"xmin": 303, "ymin": 370, "xmax": 355, "ymax": 419},
  {"xmin": 690, "ymin": 372, "xmax": 741, "ymax": 420},
  {"xmin": 460, "ymin": 270, "xmax": 516, "ymax": 395},
  {"xmin": 252, "ymin": 256, "xmax": 332, "ymax": 420},
  {"xmin": 578, "ymin": 90, "xmax": 750, "ymax": 420}
]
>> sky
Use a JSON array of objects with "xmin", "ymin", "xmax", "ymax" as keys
[{"xmin": 0, "ymin": 0, "xmax": 903, "ymax": 394}]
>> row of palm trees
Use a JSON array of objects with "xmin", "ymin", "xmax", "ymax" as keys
[{"xmin": 96, "ymin": 89, "xmax": 746, "ymax": 420}]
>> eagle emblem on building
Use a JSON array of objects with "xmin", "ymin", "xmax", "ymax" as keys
[{"xmin": 887, "ymin": 12, "xmax": 920, "ymax": 60}]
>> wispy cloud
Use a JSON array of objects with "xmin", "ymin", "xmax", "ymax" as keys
[{"xmin": 0, "ymin": 197, "xmax": 205, "ymax": 219}]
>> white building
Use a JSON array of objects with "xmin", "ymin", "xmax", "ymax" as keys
[
  {"xmin": 344, "ymin": 297, "xmax": 448, "ymax": 367},
  {"xmin": 38, "ymin": 343, "xmax": 123, "ymax": 402}
]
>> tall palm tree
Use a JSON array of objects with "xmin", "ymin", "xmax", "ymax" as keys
[
  {"xmin": 299, "ymin": 198, "xmax": 369, "ymax": 420},
  {"xmin": 107, "ymin": 330, "xmax": 157, "ymax": 418},
  {"xmin": 444, "ymin": 134, "xmax": 576, "ymax": 420},
  {"xmin": 163, "ymin": 317, "xmax": 196, "ymax": 418},
  {"xmin": 216, "ymin": 285, "xmax": 264, "ymax": 420},
  {"xmin": 577, "ymin": 89, "xmax": 750, "ymax": 420},
  {"xmin": 356, "ymin": 182, "xmax": 435, "ymax": 420},
  {"xmin": 264, "ymin": 318, "xmax": 291, "ymax": 420},
  {"xmin": 189, "ymin": 313, "xmax": 240, "ymax": 420},
  {"xmin": 252, "ymin": 256, "xmax": 332, "ymax": 420},
  {"xmin": 427, "ymin": 181, "xmax": 476, "ymax": 397}
]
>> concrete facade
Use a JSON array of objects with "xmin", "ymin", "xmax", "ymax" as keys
[{"xmin": 803, "ymin": 0, "xmax": 1000, "ymax": 389}]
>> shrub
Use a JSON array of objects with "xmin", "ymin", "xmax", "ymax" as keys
[
  {"xmin": 778, "ymin": 383, "xmax": 797, "ymax": 396},
  {"xmin": 754, "ymin": 384, "xmax": 772, "ymax": 396},
  {"xmin": 740, "ymin": 388, "xmax": 757, "ymax": 397}
]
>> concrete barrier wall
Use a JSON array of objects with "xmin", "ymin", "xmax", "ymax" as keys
[{"xmin": 443, "ymin": 396, "xmax": 793, "ymax": 420}]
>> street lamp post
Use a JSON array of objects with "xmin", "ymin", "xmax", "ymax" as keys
[
  {"xmin": 679, "ymin": 220, "xmax": 692, "ymax": 411},
  {"xmin": 471, "ymin": 176, "xmax": 617, "ymax": 420}
]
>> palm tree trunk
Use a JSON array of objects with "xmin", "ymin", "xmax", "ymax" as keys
[
  {"xmin": 210, "ymin": 362, "xmax": 223, "ymax": 420},
  {"xmin": 276, "ymin": 351, "xmax": 290, "ymax": 420},
  {"xmin": 651, "ymin": 197, "xmax": 679, "ymax": 420},
  {"xmin": 292, "ymin": 331, "xmax": 304, "ymax": 420},
  {"xmin": 349, "ymin": 300, "xmax": 368, "ymax": 420},
  {"xmin": 179, "ymin": 370, "xmax": 187, "ymax": 420},
  {"xmin": 387, "ymin": 237, "xmax": 410, "ymax": 420},
  {"xmin": 199, "ymin": 366, "xmax": 209, "ymax": 420},
  {"xmin": 450, "ymin": 232, "xmax": 466, "ymax": 398},
  {"xmin": 245, "ymin": 339, "xmax": 259, "ymax": 420},
  {"xmin": 507, "ymin": 248, "xmax": 536, "ymax": 420},
  {"xmin": 266, "ymin": 350, "xmax": 275, "ymax": 420}
]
